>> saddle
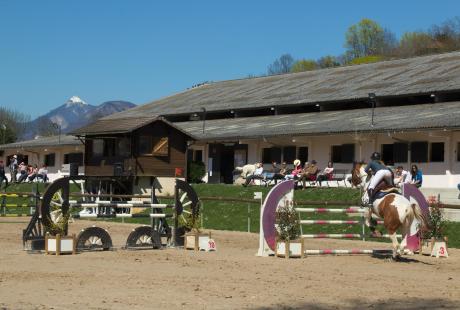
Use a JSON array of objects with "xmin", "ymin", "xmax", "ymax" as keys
[{"xmin": 373, "ymin": 180, "xmax": 400, "ymax": 200}]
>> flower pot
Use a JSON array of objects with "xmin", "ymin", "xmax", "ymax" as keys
[
  {"xmin": 184, "ymin": 231, "xmax": 213, "ymax": 251},
  {"xmin": 275, "ymin": 238, "xmax": 304, "ymax": 258},
  {"xmin": 45, "ymin": 233, "xmax": 76, "ymax": 255}
]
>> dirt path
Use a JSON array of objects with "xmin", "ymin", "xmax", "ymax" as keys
[{"xmin": 0, "ymin": 218, "xmax": 459, "ymax": 309}]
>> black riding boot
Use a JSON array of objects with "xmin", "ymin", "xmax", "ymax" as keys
[{"xmin": 367, "ymin": 188, "xmax": 375, "ymax": 205}]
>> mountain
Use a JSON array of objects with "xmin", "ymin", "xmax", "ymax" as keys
[{"xmin": 24, "ymin": 97, "xmax": 135, "ymax": 139}]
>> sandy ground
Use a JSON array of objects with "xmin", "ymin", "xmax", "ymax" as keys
[{"xmin": 0, "ymin": 218, "xmax": 459, "ymax": 310}]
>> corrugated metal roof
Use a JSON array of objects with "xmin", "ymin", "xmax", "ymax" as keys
[
  {"xmin": 0, "ymin": 135, "xmax": 80, "ymax": 150},
  {"xmin": 174, "ymin": 102, "xmax": 460, "ymax": 140},
  {"xmin": 103, "ymin": 52, "xmax": 460, "ymax": 119}
]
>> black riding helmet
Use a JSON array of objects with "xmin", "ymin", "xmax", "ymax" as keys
[{"xmin": 370, "ymin": 152, "xmax": 381, "ymax": 161}]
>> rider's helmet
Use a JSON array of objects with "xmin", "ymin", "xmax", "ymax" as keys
[{"xmin": 370, "ymin": 152, "xmax": 381, "ymax": 161}]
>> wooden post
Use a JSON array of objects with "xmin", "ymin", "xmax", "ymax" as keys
[
  {"xmin": 285, "ymin": 240, "xmax": 290, "ymax": 259},
  {"xmin": 45, "ymin": 233, "xmax": 49, "ymax": 254},
  {"xmin": 56, "ymin": 234, "xmax": 61, "ymax": 256},
  {"xmin": 72, "ymin": 234, "xmax": 76, "ymax": 255}
]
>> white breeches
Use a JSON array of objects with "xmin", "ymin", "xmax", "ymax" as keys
[{"xmin": 369, "ymin": 169, "xmax": 392, "ymax": 190}]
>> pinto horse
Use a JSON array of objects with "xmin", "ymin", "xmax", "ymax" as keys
[{"xmin": 351, "ymin": 167, "xmax": 428, "ymax": 259}]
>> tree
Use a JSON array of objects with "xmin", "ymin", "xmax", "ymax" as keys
[
  {"xmin": 0, "ymin": 107, "xmax": 30, "ymax": 143},
  {"xmin": 290, "ymin": 59, "xmax": 317, "ymax": 72},
  {"xmin": 267, "ymin": 54, "xmax": 295, "ymax": 75},
  {"xmin": 429, "ymin": 17, "xmax": 460, "ymax": 52},
  {"xmin": 317, "ymin": 55, "xmax": 340, "ymax": 68},
  {"xmin": 344, "ymin": 18, "xmax": 390, "ymax": 59},
  {"xmin": 398, "ymin": 31, "xmax": 436, "ymax": 57},
  {"xmin": 35, "ymin": 116, "xmax": 57, "ymax": 137}
]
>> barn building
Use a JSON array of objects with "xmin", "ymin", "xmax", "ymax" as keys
[{"xmin": 76, "ymin": 51, "xmax": 460, "ymax": 189}]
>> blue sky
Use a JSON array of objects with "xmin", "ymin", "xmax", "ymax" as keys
[{"xmin": 1, "ymin": 1, "xmax": 459, "ymax": 118}]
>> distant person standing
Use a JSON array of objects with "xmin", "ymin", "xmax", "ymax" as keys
[
  {"xmin": 0, "ymin": 160, "xmax": 8, "ymax": 189},
  {"xmin": 9, "ymin": 155, "xmax": 18, "ymax": 183}
]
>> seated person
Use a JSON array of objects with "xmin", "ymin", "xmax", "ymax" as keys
[
  {"xmin": 285, "ymin": 159, "xmax": 302, "ymax": 180},
  {"xmin": 17, "ymin": 162, "xmax": 28, "ymax": 183},
  {"xmin": 301, "ymin": 160, "xmax": 319, "ymax": 188},
  {"xmin": 410, "ymin": 164, "xmax": 423, "ymax": 188},
  {"xmin": 317, "ymin": 161, "xmax": 334, "ymax": 186},
  {"xmin": 243, "ymin": 162, "xmax": 264, "ymax": 186},
  {"xmin": 37, "ymin": 164, "xmax": 49, "ymax": 182},
  {"xmin": 275, "ymin": 162, "xmax": 287, "ymax": 180},
  {"xmin": 393, "ymin": 166, "xmax": 410, "ymax": 187},
  {"xmin": 27, "ymin": 164, "xmax": 38, "ymax": 182}
]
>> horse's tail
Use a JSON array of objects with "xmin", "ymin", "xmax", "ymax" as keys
[{"xmin": 411, "ymin": 203, "xmax": 431, "ymax": 232}]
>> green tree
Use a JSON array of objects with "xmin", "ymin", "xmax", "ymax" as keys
[
  {"xmin": 398, "ymin": 31, "xmax": 436, "ymax": 57},
  {"xmin": 290, "ymin": 59, "xmax": 317, "ymax": 72},
  {"xmin": 267, "ymin": 54, "xmax": 295, "ymax": 75},
  {"xmin": 0, "ymin": 107, "xmax": 30, "ymax": 143},
  {"xmin": 317, "ymin": 55, "xmax": 340, "ymax": 68},
  {"xmin": 345, "ymin": 18, "xmax": 389, "ymax": 59}
]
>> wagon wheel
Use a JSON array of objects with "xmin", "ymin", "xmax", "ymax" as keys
[
  {"xmin": 76, "ymin": 226, "xmax": 112, "ymax": 251},
  {"xmin": 125, "ymin": 226, "xmax": 162, "ymax": 249},
  {"xmin": 175, "ymin": 179, "xmax": 200, "ymax": 230},
  {"xmin": 41, "ymin": 177, "xmax": 71, "ymax": 234}
]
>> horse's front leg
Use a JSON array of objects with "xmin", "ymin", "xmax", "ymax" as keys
[{"xmin": 388, "ymin": 231, "xmax": 400, "ymax": 259}]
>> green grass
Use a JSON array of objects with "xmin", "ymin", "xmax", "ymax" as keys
[{"xmin": 2, "ymin": 182, "xmax": 459, "ymax": 248}]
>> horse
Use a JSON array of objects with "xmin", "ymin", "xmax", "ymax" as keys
[
  {"xmin": 233, "ymin": 163, "xmax": 258, "ymax": 185},
  {"xmin": 350, "ymin": 162, "xmax": 368, "ymax": 189},
  {"xmin": 350, "ymin": 167, "xmax": 429, "ymax": 259}
]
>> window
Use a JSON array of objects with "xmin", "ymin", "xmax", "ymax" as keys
[
  {"xmin": 93, "ymin": 139, "xmax": 104, "ymax": 157},
  {"xmin": 283, "ymin": 146, "xmax": 296, "ymax": 163},
  {"xmin": 138, "ymin": 135, "xmax": 153, "ymax": 155},
  {"xmin": 458, "ymin": 142, "xmax": 460, "ymax": 161},
  {"xmin": 64, "ymin": 153, "xmax": 83, "ymax": 165},
  {"xmin": 44, "ymin": 153, "xmax": 55, "ymax": 167},
  {"xmin": 298, "ymin": 147, "xmax": 308, "ymax": 164},
  {"xmin": 103, "ymin": 139, "xmax": 116, "ymax": 157},
  {"xmin": 117, "ymin": 138, "xmax": 131, "ymax": 157},
  {"xmin": 430, "ymin": 142, "xmax": 444, "ymax": 162},
  {"xmin": 411, "ymin": 141, "xmax": 428, "ymax": 163},
  {"xmin": 262, "ymin": 147, "xmax": 281, "ymax": 164},
  {"xmin": 381, "ymin": 144, "xmax": 394, "ymax": 165},
  {"xmin": 331, "ymin": 144, "xmax": 355, "ymax": 163},
  {"xmin": 394, "ymin": 143, "xmax": 408, "ymax": 163}
]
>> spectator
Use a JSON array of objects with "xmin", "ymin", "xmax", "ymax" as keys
[
  {"xmin": 28, "ymin": 164, "xmax": 39, "ymax": 182},
  {"xmin": 17, "ymin": 162, "xmax": 28, "ymax": 183},
  {"xmin": 9, "ymin": 155, "xmax": 18, "ymax": 183},
  {"xmin": 317, "ymin": 161, "xmax": 334, "ymax": 186},
  {"xmin": 410, "ymin": 164, "xmax": 423, "ymax": 188},
  {"xmin": 285, "ymin": 159, "xmax": 302, "ymax": 180},
  {"xmin": 394, "ymin": 166, "xmax": 410, "ymax": 187},
  {"xmin": 301, "ymin": 160, "xmax": 319, "ymax": 189},
  {"xmin": 0, "ymin": 160, "xmax": 8, "ymax": 189},
  {"xmin": 37, "ymin": 164, "xmax": 49, "ymax": 182},
  {"xmin": 243, "ymin": 162, "xmax": 264, "ymax": 187}
]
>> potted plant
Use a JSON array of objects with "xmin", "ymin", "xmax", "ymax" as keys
[
  {"xmin": 275, "ymin": 201, "xmax": 303, "ymax": 258},
  {"xmin": 422, "ymin": 198, "xmax": 448, "ymax": 254},
  {"xmin": 181, "ymin": 203, "xmax": 212, "ymax": 251},
  {"xmin": 44, "ymin": 211, "xmax": 76, "ymax": 255}
]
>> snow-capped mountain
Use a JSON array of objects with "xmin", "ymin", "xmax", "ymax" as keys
[{"xmin": 24, "ymin": 97, "xmax": 135, "ymax": 139}]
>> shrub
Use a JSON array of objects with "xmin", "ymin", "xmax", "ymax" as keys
[
  {"xmin": 423, "ymin": 199, "xmax": 447, "ymax": 240},
  {"xmin": 275, "ymin": 202, "xmax": 300, "ymax": 241},
  {"xmin": 187, "ymin": 161, "xmax": 206, "ymax": 183}
]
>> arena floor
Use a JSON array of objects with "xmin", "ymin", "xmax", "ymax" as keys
[{"xmin": 0, "ymin": 218, "xmax": 459, "ymax": 309}]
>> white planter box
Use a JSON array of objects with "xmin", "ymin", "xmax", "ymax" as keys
[
  {"xmin": 275, "ymin": 239, "xmax": 304, "ymax": 258},
  {"xmin": 185, "ymin": 232, "xmax": 212, "ymax": 251},
  {"xmin": 45, "ymin": 234, "xmax": 76, "ymax": 255}
]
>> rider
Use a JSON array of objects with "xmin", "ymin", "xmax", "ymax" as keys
[{"xmin": 364, "ymin": 152, "xmax": 393, "ymax": 204}]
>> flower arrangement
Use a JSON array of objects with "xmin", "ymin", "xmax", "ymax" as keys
[
  {"xmin": 423, "ymin": 196, "xmax": 447, "ymax": 240},
  {"xmin": 275, "ymin": 200, "xmax": 300, "ymax": 242}
]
